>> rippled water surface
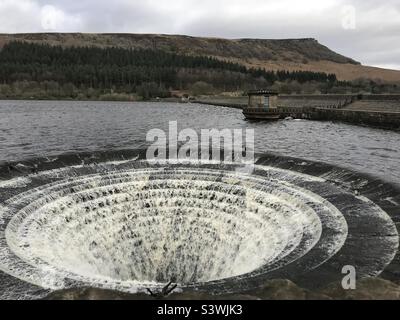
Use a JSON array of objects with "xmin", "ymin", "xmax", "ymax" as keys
[
  {"xmin": 1, "ymin": 100, "xmax": 400, "ymax": 300},
  {"xmin": 0, "ymin": 100, "xmax": 399, "ymax": 185}
]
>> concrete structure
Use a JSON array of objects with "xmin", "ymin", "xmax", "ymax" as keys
[
  {"xmin": 277, "ymin": 94, "xmax": 400, "ymax": 129},
  {"xmin": 196, "ymin": 93, "xmax": 400, "ymax": 129},
  {"xmin": 243, "ymin": 90, "xmax": 280, "ymax": 120},
  {"xmin": 1, "ymin": 150, "xmax": 399, "ymax": 297},
  {"xmin": 248, "ymin": 90, "xmax": 279, "ymax": 109}
]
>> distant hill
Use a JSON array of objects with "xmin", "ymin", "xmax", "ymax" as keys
[{"xmin": 0, "ymin": 33, "xmax": 399, "ymax": 82}]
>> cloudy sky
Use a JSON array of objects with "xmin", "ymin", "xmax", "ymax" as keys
[{"xmin": 0, "ymin": 0, "xmax": 399, "ymax": 70}]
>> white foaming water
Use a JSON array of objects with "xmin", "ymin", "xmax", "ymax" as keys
[
  {"xmin": 0, "ymin": 163, "xmax": 348, "ymax": 292},
  {"xmin": 7, "ymin": 171, "xmax": 315, "ymax": 281},
  {"xmin": 0, "ymin": 177, "xmax": 31, "ymax": 189},
  {"xmin": 0, "ymin": 159, "xmax": 397, "ymax": 297}
]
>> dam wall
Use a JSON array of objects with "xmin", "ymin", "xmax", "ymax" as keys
[
  {"xmin": 279, "ymin": 94, "xmax": 356, "ymax": 108},
  {"xmin": 361, "ymin": 94, "xmax": 400, "ymax": 101},
  {"xmin": 194, "ymin": 100, "xmax": 244, "ymax": 109},
  {"xmin": 273, "ymin": 94, "xmax": 400, "ymax": 128},
  {"xmin": 196, "ymin": 94, "xmax": 358, "ymax": 109},
  {"xmin": 313, "ymin": 108, "xmax": 400, "ymax": 128}
]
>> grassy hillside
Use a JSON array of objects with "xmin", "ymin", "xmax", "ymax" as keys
[
  {"xmin": 1, "ymin": 33, "xmax": 399, "ymax": 82},
  {"xmin": 0, "ymin": 41, "xmax": 343, "ymax": 100}
]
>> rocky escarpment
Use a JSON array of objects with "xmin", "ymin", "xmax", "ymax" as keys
[
  {"xmin": 1, "ymin": 33, "xmax": 399, "ymax": 81},
  {"xmin": 0, "ymin": 33, "xmax": 358, "ymax": 65}
]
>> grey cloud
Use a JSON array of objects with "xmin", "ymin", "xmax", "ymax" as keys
[{"xmin": 0, "ymin": 0, "xmax": 399, "ymax": 69}]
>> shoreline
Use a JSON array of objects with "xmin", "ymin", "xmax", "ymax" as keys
[{"xmin": 0, "ymin": 97, "xmax": 185, "ymax": 103}]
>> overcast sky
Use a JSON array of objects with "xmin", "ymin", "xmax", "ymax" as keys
[{"xmin": 0, "ymin": 0, "xmax": 399, "ymax": 70}]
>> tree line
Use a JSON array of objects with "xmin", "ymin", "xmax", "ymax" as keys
[
  {"xmin": 0, "ymin": 41, "xmax": 397, "ymax": 99},
  {"xmin": 0, "ymin": 41, "xmax": 341, "ymax": 98}
]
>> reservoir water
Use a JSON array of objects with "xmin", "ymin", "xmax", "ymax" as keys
[
  {"xmin": 0, "ymin": 100, "xmax": 399, "ymax": 186},
  {"xmin": 1, "ymin": 100, "xmax": 400, "ymax": 300}
]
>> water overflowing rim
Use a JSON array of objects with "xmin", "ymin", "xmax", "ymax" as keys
[{"xmin": 0, "ymin": 149, "xmax": 399, "ymax": 295}]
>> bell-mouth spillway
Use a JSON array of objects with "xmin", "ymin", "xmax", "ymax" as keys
[{"xmin": 0, "ymin": 149, "xmax": 399, "ymax": 299}]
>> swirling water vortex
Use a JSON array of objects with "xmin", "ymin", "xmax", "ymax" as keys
[{"xmin": 0, "ymin": 150, "xmax": 399, "ymax": 299}]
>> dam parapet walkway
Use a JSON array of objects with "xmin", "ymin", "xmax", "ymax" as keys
[
  {"xmin": 195, "ymin": 94, "xmax": 400, "ymax": 129},
  {"xmin": 278, "ymin": 94, "xmax": 400, "ymax": 128}
]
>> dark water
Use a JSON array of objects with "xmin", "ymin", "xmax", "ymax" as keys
[{"xmin": 0, "ymin": 100, "xmax": 399, "ymax": 185}]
